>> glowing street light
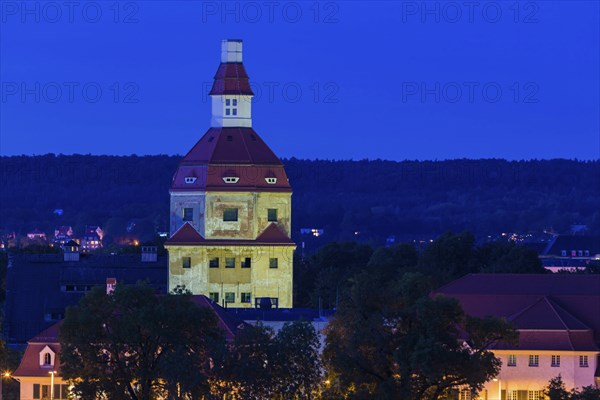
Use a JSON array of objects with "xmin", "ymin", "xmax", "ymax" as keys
[{"xmin": 49, "ymin": 371, "xmax": 56, "ymax": 400}]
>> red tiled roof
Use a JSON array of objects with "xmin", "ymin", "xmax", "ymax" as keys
[
  {"xmin": 14, "ymin": 321, "xmax": 62, "ymax": 377},
  {"xmin": 433, "ymin": 274, "xmax": 600, "ymax": 351},
  {"xmin": 209, "ymin": 63, "xmax": 254, "ymax": 96},
  {"xmin": 255, "ymin": 223, "xmax": 295, "ymax": 244},
  {"xmin": 165, "ymin": 223, "xmax": 295, "ymax": 247},
  {"xmin": 165, "ymin": 223, "xmax": 206, "ymax": 245},
  {"xmin": 171, "ymin": 127, "xmax": 291, "ymax": 193}
]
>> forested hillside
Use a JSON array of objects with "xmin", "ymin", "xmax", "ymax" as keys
[{"xmin": 1, "ymin": 155, "xmax": 599, "ymax": 245}]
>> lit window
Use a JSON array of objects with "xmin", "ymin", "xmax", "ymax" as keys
[
  {"xmin": 182, "ymin": 257, "xmax": 191, "ymax": 269},
  {"xmin": 528, "ymin": 390, "xmax": 541, "ymax": 400},
  {"xmin": 507, "ymin": 354, "xmax": 516, "ymax": 366},
  {"xmin": 551, "ymin": 355, "xmax": 560, "ymax": 367},
  {"xmin": 223, "ymin": 208, "xmax": 238, "ymax": 221},
  {"xmin": 225, "ymin": 257, "xmax": 235, "ymax": 268},
  {"xmin": 209, "ymin": 292, "xmax": 219, "ymax": 303},
  {"xmin": 241, "ymin": 292, "xmax": 251, "ymax": 303},
  {"xmin": 241, "ymin": 257, "xmax": 251, "ymax": 268},
  {"xmin": 225, "ymin": 292, "xmax": 235, "ymax": 303},
  {"xmin": 528, "ymin": 355, "xmax": 539, "ymax": 367},
  {"xmin": 269, "ymin": 258, "xmax": 278, "ymax": 269},
  {"xmin": 571, "ymin": 250, "xmax": 576, "ymax": 257},
  {"xmin": 508, "ymin": 390, "xmax": 518, "ymax": 400},
  {"xmin": 267, "ymin": 209, "xmax": 278, "ymax": 222},
  {"xmin": 209, "ymin": 258, "xmax": 219, "ymax": 268},
  {"xmin": 459, "ymin": 389, "xmax": 471, "ymax": 400},
  {"xmin": 183, "ymin": 208, "xmax": 193, "ymax": 221},
  {"xmin": 585, "ymin": 250, "xmax": 590, "ymax": 257},
  {"xmin": 561, "ymin": 250, "xmax": 567, "ymax": 256},
  {"xmin": 580, "ymin": 355, "xmax": 588, "ymax": 367},
  {"xmin": 578, "ymin": 250, "xmax": 583, "ymax": 257}
]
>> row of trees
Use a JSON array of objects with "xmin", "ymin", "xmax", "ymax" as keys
[
  {"xmin": 545, "ymin": 376, "xmax": 600, "ymax": 400},
  {"xmin": 295, "ymin": 231, "xmax": 546, "ymax": 308},
  {"xmin": 59, "ymin": 284, "xmax": 321, "ymax": 400},
  {"xmin": 2, "ymin": 156, "xmax": 599, "ymax": 243}
]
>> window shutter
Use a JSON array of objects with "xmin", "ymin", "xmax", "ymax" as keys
[{"xmin": 33, "ymin": 384, "xmax": 40, "ymax": 399}]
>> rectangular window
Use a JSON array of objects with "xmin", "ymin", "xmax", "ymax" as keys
[
  {"xmin": 226, "ymin": 99, "xmax": 230, "ymax": 106},
  {"xmin": 241, "ymin": 292, "xmax": 251, "ymax": 303},
  {"xmin": 209, "ymin": 257, "xmax": 219, "ymax": 268},
  {"xmin": 33, "ymin": 384, "xmax": 40, "ymax": 399},
  {"xmin": 508, "ymin": 390, "xmax": 518, "ymax": 400},
  {"xmin": 270, "ymin": 258, "xmax": 278, "ymax": 269},
  {"xmin": 585, "ymin": 250, "xmax": 590, "ymax": 257},
  {"xmin": 41, "ymin": 385, "xmax": 51, "ymax": 399},
  {"xmin": 223, "ymin": 208, "xmax": 238, "ymax": 221},
  {"xmin": 232, "ymin": 99, "xmax": 238, "ymax": 106},
  {"xmin": 507, "ymin": 354, "xmax": 516, "ymax": 366},
  {"xmin": 61, "ymin": 384, "xmax": 69, "ymax": 399},
  {"xmin": 241, "ymin": 257, "xmax": 251, "ymax": 268},
  {"xmin": 209, "ymin": 292, "xmax": 219, "ymax": 303},
  {"xmin": 225, "ymin": 292, "xmax": 235, "ymax": 303},
  {"xmin": 225, "ymin": 257, "xmax": 235, "ymax": 268},
  {"xmin": 225, "ymin": 109, "xmax": 230, "ymax": 116},
  {"xmin": 580, "ymin": 355, "xmax": 589, "ymax": 367},
  {"xmin": 268, "ymin": 208, "xmax": 278, "ymax": 222},
  {"xmin": 528, "ymin": 391, "xmax": 541, "ymax": 400},
  {"xmin": 232, "ymin": 108, "xmax": 237, "ymax": 116},
  {"xmin": 182, "ymin": 257, "xmax": 191, "ymax": 269},
  {"xmin": 551, "ymin": 355, "xmax": 560, "ymax": 367},
  {"xmin": 528, "ymin": 355, "xmax": 539, "ymax": 367},
  {"xmin": 561, "ymin": 250, "xmax": 567, "ymax": 256},
  {"xmin": 459, "ymin": 389, "xmax": 471, "ymax": 400},
  {"xmin": 183, "ymin": 207, "xmax": 193, "ymax": 221}
]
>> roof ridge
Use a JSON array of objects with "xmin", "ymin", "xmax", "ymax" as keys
[
  {"xmin": 545, "ymin": 297, "xmax": 591, "ymax": 331},
  {"xmin": 507, "ymin": 296, "xmax": 546, "ymax": 322},
  {"xmin": 543, "ymin": 297, "xmax": 569, "ymax": 331}
]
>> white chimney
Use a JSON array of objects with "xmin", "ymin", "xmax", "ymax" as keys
[{"xmin": 221, "ymin": 39, "xmax": 243, "ymax": 63}]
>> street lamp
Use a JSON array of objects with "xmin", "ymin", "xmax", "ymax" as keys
[
  {"xmin": 49, "ymin": 371, "xmax": 56, "ymax": 400},
  {"xmin": 1, "ymin": 371, "xmax": 13, "ymax": 400}
]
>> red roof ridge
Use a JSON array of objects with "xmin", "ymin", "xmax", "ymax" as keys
[
  {"xmin": 166, "ymin": 223, "xmax": 205, "ymax": 245},
  {"xmin": 256, "ymin": 223, "xmax": 294, "ymax": 244},
  {"xmin": 29, "ymin": 321, "xmax": 62, "ymax": 343}
]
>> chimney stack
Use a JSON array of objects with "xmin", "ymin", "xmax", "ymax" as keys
[{"xmin": 220, "ymin": 39, "xmax": 243, "ymax": 63}]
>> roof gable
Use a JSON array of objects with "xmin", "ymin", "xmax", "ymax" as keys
[{"xmin": 165, "ymin": 223, "xmax": 205, "ymax": 245}]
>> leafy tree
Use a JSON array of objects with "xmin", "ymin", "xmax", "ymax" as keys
[
  {"xmin": 366, "ymin": 243, "xmax": 418, "ymax": 281},
  {"xmin": 572, "ymin": 386, "xmax": 600, "ymax": 400},
  {"xmin": 543, "ymin": 375, "xmax": 570, "ymax": 400},
  {"xmin": 310, "ymin": 242, "xmax": 373, "ymax": 309},
  {"xmin": 475, "ymin": 242, "xmax": 546, "ymax": 274},
  {"xmin": 218, "ymin": 321, "xmax": 322, "ymax": 400},
  {"xmin": 273, "ymin": 320, "xmax": 322, "ymax": 399},
  {"xmin": 419, "ymin": 231, "xmax": 477, "ymax": 284},
  {"xmin": 322, "ymin": 272, "xmax": 518, "ymax": 400},
  {"xmin": 59, "ymin": 283, "xmax": 225, "ymax": 400}
]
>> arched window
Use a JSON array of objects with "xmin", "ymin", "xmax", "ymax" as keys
[{"xmin": 44, "ymin": 352, "xmax": 51, "ymax": 365}]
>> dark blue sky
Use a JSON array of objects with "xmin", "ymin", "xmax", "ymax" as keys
[{"xmin": 1, "ymin": 1, "xmax": 599, "ymax": 160}]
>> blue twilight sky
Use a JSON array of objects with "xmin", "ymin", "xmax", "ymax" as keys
[{"xmin": 0, "ymin": 1, "xmax": 599, "ymax": 160}]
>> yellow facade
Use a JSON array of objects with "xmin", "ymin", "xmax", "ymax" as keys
[{"xmin": 167, "ymin": 191, "xmax": 295, "ymax": 308}]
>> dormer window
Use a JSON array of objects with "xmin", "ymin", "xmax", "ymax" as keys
[
  {"xmin": 265, "ymin": 177, "xmax": 277, "ymax": 184},
  {"xmin": 184, "ymin": 177, "xmax": 197, "ymax": 184},
  {"xmin": 223, "ymin": 177, "xmax": 239, "ymax": 184},
  {"xmin": 225, "ymin": 98, "xmax": 238, "ymax": 116},
  {"xmin": 39, "ymin": 346, "xmax": 55, "ymax": 367}
]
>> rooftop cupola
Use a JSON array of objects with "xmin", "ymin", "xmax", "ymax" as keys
[{"xmin": 210, "ymin": 39, "xmax": 253, "ymax": 128}]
